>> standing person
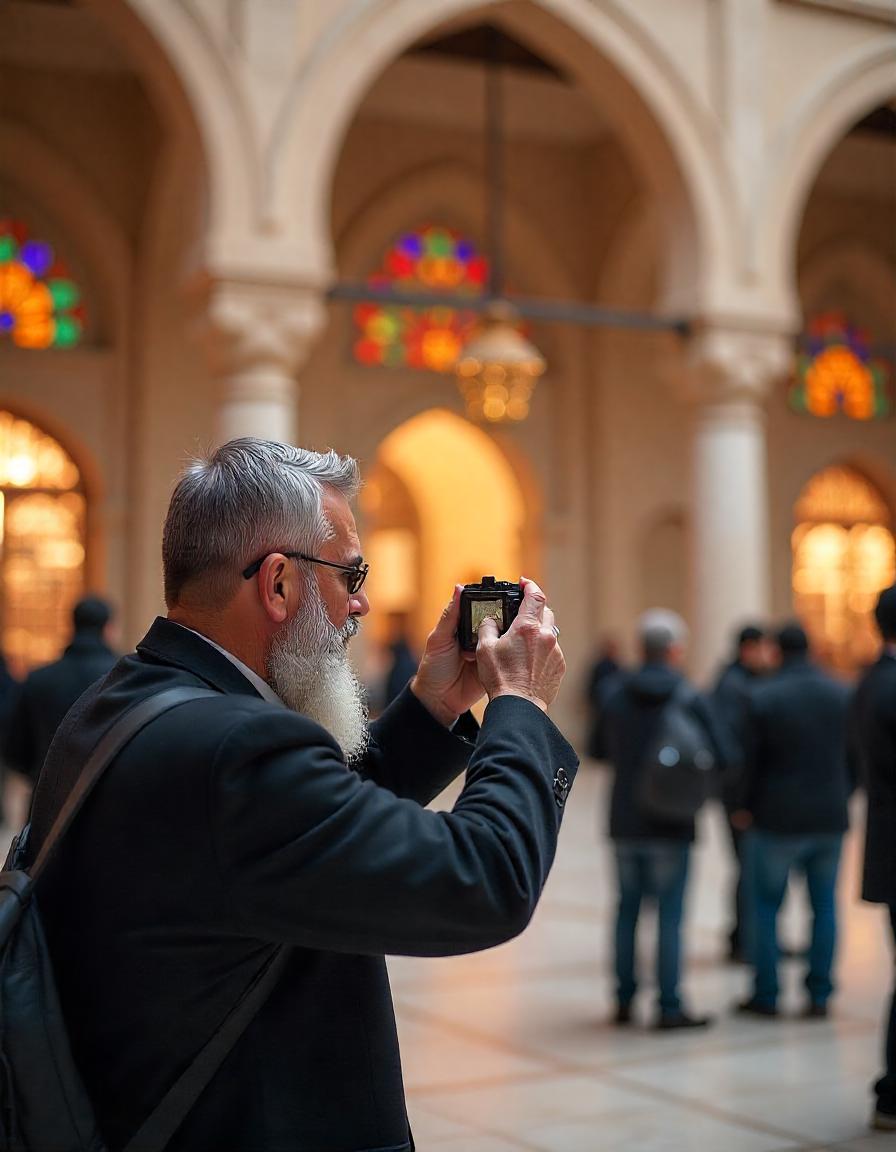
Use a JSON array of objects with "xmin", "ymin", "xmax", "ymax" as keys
[
  {"xmin": 596, "ymin": 609, "xmax": 732, "ymax": 1030},
  {"xmin": 585, "ymin": 634, "xmax": 622, "ymax": 759},
  {"xmin": 0, "ymin": 653, "xmax": 19, "ymax": 825},
  {"xmin": 736, "ymin": 622, "xmax": 852, "ymax": 1019},
  {"xmin": 25, "ymin": 438, "xmax": 576, "ymax": 1152},
  {"xmin": 383, "ymin": 612, "xmax": 419, "ymax": 706},
  {"xmin": 851, "ymin": 584, "xmax": 896, "ymax": 1131},
  {"xmin": 4, "ymin": 596, "xmax": 117, "ymax": 787},
  {"xmin": 711, "ymin": 624, "xmax": 771, "ymax": 961}
]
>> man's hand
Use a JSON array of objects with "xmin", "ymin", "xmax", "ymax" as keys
[
  {"xmin": 411, "ymin": 585, "xmax": 486, "ymax": 727},
  {"xmin": 475, "ymin": 578, "xmax": 565, "ymax": 712}
]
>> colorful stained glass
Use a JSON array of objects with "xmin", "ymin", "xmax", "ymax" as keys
[
  {"xmin": 789, "ymin": 312, "xmax": 891, "ymax": 420},
  {"xmin": 0, "ymin": 219, "xmax": 85, "ymax": 350},
  {"xmin": 354, "ymin": 225, "xmax": 511, "ymax": 373}
]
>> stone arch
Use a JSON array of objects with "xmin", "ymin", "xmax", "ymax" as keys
[
  {"xmin": 798, "ymin": 241, "xmax": 896, "ymax": 336},
  {"xmin": 765, "ymin": 40, "xmax": 896, "ymax": 317},
  {"xmin": 270, "ymin": 0, "xmax": 733, "ymax": 310},
  {"xmin": 82, "ymin": 0, "xmax": 255, "ymax": 253}
]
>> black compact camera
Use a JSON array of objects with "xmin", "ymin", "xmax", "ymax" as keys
[{"xmin": 458, "ymin": 576, "xmax": 524, "ymax": 651}]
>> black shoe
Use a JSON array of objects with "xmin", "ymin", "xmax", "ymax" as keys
[
  {"xmin": 801, "ymin": 1002, "xmax": 828, "ymax": 1019},
  {"xmin": 655, "ymin": 1011, "xmax": 712, "ymax": 1031},
  {"xmin": 613, "ymin": 1003, "xmax": 632, "ymax": 1026},
  {"xmin": 736, "ymin": 998, "xmax": 778, "ymax": 1018}
]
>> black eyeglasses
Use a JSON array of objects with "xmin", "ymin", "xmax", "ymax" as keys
[{"xmin": 242, "ymin": 550, "xmax": 370, "ymax": 595}]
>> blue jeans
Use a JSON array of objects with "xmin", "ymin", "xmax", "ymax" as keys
[
  {"xmin": 747, "ymin": 830, "xmax": 843, "ymax": 1009},
  {"xmin": 614, "ymin": 840, "xmax": 690, "ymax": 1014}
]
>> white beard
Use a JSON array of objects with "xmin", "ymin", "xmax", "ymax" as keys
[{"xmin": 266, "ymin": 582, "xmax": 369, "ymax": 762}]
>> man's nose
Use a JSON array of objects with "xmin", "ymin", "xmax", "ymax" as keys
[{"xmin": 350, "ymin": 589, "xmax": 370, "ymax": 617}]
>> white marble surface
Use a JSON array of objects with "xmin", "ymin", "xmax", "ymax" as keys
[{"xmin": 391, "ymin": 765, "xmax": 895, "ymax": 1151}]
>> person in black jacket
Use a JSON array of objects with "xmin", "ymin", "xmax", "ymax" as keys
[
  {"xmin": 596, "ymin": 609, "xmax": 733, "ymax": 1030},
  {"xmin": 851, "ymin": 584, "xmax": 896, "ymax": 1130},
  {"xmin": 737, "ymin": 622, "xmax": 852, "ymax": 1019},
  {"xmin": 5, "ymin": 595, "xmax": 117, "ymax": 786},
  {"xmin": 711, "ymin": 623, "xmax": 771, "ymax": 961},
  {"xmin": 27, "ymin": 437, "xmax": 576, "ymax": 1152}
]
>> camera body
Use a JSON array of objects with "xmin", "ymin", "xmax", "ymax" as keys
[{"xmin": 458, "ymin": 575, "xmax": 523, "ymax": 651}]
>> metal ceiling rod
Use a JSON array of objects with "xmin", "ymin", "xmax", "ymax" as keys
[{"xmin": 326, "ymin": 282, "xmax": 691, "ymax": 336}]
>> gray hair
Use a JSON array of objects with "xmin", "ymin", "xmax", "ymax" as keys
[
  {"xmin": 637, "ymin": 608, "xmax": 689, "ymax": 662},
  {"xmin": 163, "ymin": 438, "xmax": 361, "ymax": 608}
]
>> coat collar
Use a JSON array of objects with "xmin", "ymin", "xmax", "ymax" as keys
[{"xmin": 136, "ymin": 616, "xmax": 265, "ymax": 699}]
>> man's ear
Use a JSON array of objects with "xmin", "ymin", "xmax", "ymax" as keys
[{"xmin": 256, "ymin": 554, "xmax": 294, "ymax": 624}]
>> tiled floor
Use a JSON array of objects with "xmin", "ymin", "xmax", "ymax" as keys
[{"xmin": 389, "ymin": 765, "xmax": 896, "ymax": 1151}]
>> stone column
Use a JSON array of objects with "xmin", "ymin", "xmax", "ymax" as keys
[
  {"xmin": 687, "ymin": 327, "xmax": 790, "ymax": 682},
  {"xmin": 205, "ymin": 279, "xmax": 327, "ymax": 445}
]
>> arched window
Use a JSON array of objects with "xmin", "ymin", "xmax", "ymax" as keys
[
  {"xmin": 0, "ymin": 219, "xmax": 85, "ymax": 349},
  {"xmin": 792, "ymin": 465, "xmax": 895, "ymax": 672},
  {"xmin": 789, "ymin": 313, "xmax": 891, "ymax": 420},
  {"xmin": 353, "ymin": 225, "xmax": 492, "ymax": 373},
  {"xmin": 0, "ymin": 412, "xmax": 87, "ymax": 675}
]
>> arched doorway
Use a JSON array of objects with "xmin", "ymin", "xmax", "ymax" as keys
[
  {"xmin": 792, "ymin": 464, "xmax": 895, "ymax": 673},
  {"xmin": 361, "ymin": 409, "xmax": 530, "ymax": 651},
  {"xmin": 0, "ymin": 411, "xmax": 87, "ymax": 676}
]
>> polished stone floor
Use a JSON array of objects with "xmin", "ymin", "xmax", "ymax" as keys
[{"xmin": 389, "ymin": 765, "xmax": 895, "ymax": 1152}]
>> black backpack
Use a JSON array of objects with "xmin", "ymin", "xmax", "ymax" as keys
[
  {"xmin": 638, "ymin": 682, "xmax": 716, "ymax": 825},
  {"xmin": 0, "ymin": 686, "xmax": 290, "ymax": 1152}
]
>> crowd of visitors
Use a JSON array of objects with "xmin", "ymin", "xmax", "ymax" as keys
[{"xmin": 586, "ymin": 582, "xmax": 896, "ymax": 1131}]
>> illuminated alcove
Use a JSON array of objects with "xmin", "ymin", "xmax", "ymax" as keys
[
  {"xmin": 361, "ymin": 409, "xmax": 528, "ymax": 649},
  {"xmin": 0, "ymin": 411, "xmax": 86, "ymax": 675},
  {"xmin": 792, "ymin": 464, "xmax": 895, "ymax": 672}
]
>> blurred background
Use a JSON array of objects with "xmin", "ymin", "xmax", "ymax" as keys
[{"xmin": 0, "ymin": 0, "xmax": 893, "ymax": 732}]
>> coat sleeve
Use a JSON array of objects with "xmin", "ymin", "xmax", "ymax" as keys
[
  {"xmin": 209, "ymin": 695, "xmax": 578, "ymax": 957},
  {"xmin": 357, "ymin": 685, "xmax": 477, "ymax": 806}
]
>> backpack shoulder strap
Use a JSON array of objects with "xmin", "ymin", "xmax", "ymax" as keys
[
  {"xmin": 30, "ymin": 686, "xmax": 218, "ymax": 883},
  {"xmin": 123, "ymin": 946, "xmax": 291, "ymax": 1152}
]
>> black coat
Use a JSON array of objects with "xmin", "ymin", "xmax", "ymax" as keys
[
  {"xmin": 5, "ymin": 633, "xmax": 117, "ymax": 782},
  {"xmin": 741, "ymin": 656, "xmax": 852, "ymax": 835},
  {"xmin": 851, "ymin": 649, "xmax": 896, "ymax": 903},
  {"xmin": 711, "ymin": 660, "xmax": 762, "ymax": 809},
  {"xmin": 28, "ymin": 618, "xmax": 578, "ymax": 1152},
  {"xmin": 595, "ymin": 664, "xmax": 733, "ymax": 842}
]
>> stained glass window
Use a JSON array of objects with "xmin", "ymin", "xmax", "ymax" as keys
[
  {"xmin": 353, "ymin": 225, "xmax": 492, "ymax": 373},
  {"xmin": 0, "ymin": 219, "xmax": 85, "ymax": 350},
  {"xmin": 789, "ymin": 312, "xmax": 891, "ymax": 420}
]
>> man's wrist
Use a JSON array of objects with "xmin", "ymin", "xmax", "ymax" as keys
[
  {"xmin": 487, "ymin": 688, "xmax": 548, "ymax": 714},
  {"xmin": 409, "ymin": 677, "xmax": 459, "ymax": 729}
]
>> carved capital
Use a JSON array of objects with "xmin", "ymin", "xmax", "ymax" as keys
[
  {"xmin": 202, "ymin": 278, "xmax": 327, "ymax": 379},
  {"xmin": 685, "ymin": 325, "xmax": 793, "ymax": 408}
]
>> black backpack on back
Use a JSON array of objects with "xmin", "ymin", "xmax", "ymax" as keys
[
  {"xmin": 638, "ymin": 682, "xmax": 716, "ymax": 825},
  {"xmin": 0, "ymin": 686, "xmax": 289, "ymax": 1152}
]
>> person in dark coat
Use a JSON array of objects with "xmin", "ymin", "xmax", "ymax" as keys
[
  {"xmin": 5, "ymin": 596, "xmax": 117, "ymax": 785},
  {"xmin": 383, "ymin": 613, "xmax": 419, "ymax": 706},
  {"xmin": 0, "ymin": 653, "xmax": 19, "ymax": 825},
  {"xmin": 27, "ymin": 438, "xmax": 576, "ymax": 1152},
  {"xmin": 585, "ymin": 635, "xmax": 622, "ymax": 758},
  {"xmin": 596, "ymin": 609, "xmax": 733, "ymax": 1030},
  {"xmin": 711, "ymin": 623, "xmax": 771, "ymax": 960},
  {"xmin": 736, "ymin": 622, "xmax": 852, "ymax": 1019},
  {"xmin": 851, "ymin": 584, "xmax": 896, "ymax": 1131}
]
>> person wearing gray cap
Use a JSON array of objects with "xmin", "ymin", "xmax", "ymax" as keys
[{"xmin": 595, "ymin": 609, "xmax": 734, "ymax": 1029}]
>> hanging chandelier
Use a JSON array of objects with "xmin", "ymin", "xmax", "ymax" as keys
[
  {"xmin": 453, "ymin": 27, "xmax": 546, "ymax": 424},
  {"xmin": 456, "ymin": 301, "xmax": 545, "ymax": 422}
]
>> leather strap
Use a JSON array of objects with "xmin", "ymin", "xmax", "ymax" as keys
[{"xmin": 30, "ymin": 686, "xmax": 217, "ymax": 883}]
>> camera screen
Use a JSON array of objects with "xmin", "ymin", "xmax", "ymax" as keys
[{"xmin": 471, "ymin": 599, "xmax": 504, "ymax": 634}]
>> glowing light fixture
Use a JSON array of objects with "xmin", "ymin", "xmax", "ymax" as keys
[
  {"xmin": 456, "ymin": 301, "xmax": 545, "ymax": 422},
  {"xmin": 454, "ymin": 28, "xmax": 545, "ymax": 423}
]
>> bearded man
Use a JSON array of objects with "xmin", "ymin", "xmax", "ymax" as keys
[{"xmin": 27, "ymin": 437, "xmax": 576, "ymax": 1152}]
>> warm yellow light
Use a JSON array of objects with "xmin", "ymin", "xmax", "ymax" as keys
[
  {"xmin": 6, "ymin": 453, "xmax": 37, "ymax": 487},
  {"xmin": 454, "ymin": 302, "xmax": 545, "ymax": 424}
]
